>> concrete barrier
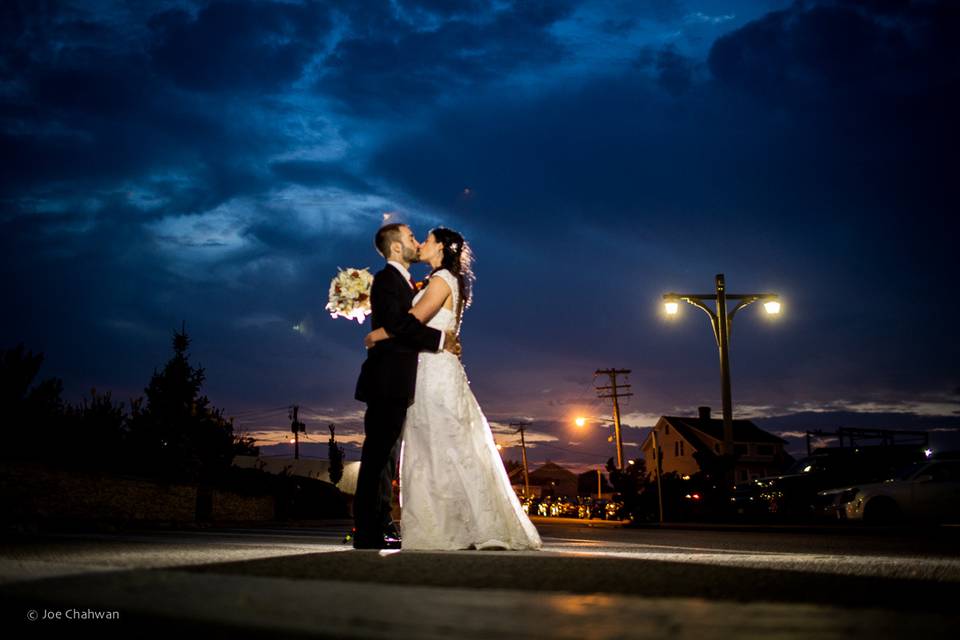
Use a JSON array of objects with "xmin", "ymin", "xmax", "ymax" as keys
[{"xmin": 0, "ymin": 460, "xmax": 275, "ymax": 528}]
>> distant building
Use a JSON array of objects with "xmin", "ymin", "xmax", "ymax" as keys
[
  {"xmin": 519, "ymin": 461, "xmax": 578, "ymax": 498},
  {"xmin": 639, "ymin": 407, "xmax": 790, "ymax": 483},
  {"xmin": 507, "ymin": 466, "xmax": 541, "ymax": 498}
]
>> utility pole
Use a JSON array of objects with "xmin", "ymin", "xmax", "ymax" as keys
[
  {"xmin": 595, "ymin": 369, "xmax": 632, "ymax": 469},
  {"xmin": 596, "ymin": 468, "xmax": 602, "ymax": 499},
  {"xmin": 289, "ymin": 405, "xmax": 306, "ymax": 460},
  {"xmin": 509, "ymin": 422, "xmax": 531, "ymax": 498}
]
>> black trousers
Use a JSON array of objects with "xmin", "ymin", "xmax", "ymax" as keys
[{"xmin": 353, "ymin": 398, "xmax": 407, "ymax": 542}]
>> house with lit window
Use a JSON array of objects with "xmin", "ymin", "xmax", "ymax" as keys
[{"xmin": 639, "ymin": 407, "xmax": 791, "ymax": 483}]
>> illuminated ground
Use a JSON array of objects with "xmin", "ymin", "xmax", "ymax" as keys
[{"xmin": 2, "ymin": 519, "xmax": 958, "ymax": 637}]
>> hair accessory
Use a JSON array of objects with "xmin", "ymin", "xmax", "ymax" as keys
[{"xmin": 450, "ymin": 242, "xmax": 459, "ymax": 251}]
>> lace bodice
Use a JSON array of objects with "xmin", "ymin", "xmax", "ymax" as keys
[{"xmin": 413, "ymin": 268, "xmax": 459, "ymax": 333}]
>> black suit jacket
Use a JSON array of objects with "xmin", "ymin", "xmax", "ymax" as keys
[{"xmin": 354, "ymin": 265, "xmax": 443, "ymax": 405}]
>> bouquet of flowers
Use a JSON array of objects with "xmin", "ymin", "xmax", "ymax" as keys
[{"xmin": 326, "ymin": 267, "xmax": 374, "ymax": 324}]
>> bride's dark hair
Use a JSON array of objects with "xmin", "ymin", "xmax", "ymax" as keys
[{"xmin": 428, "ymin": 226, "xmax": 474, "ymax": 331}]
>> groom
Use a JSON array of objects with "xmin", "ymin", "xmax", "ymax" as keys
[{"xmin": 353, "ymin": 222, "xmax": 460, "ymax": 549}]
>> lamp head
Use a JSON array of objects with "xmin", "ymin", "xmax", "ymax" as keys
[{"xmin": 663, "ymin": 294, "xmax": 680, "ymax": 315}]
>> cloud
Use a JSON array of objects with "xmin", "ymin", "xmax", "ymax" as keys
[
  {"xmin": 269, "ymin": 160, "xmax": 371, "ymax": 191},
  {"xmin": 619, "ymin": 412, "xmax": 664, "ymax": 427},
  {"xmin": 147, "ymin": 1, "xmax": 331, "ymax": 93},
  {"xmin": 653, "ymin": 44, "xmax": 696, "ymax": 95},
  {"xmin": 685, "ymin": 12, "xmax": 735, "ymax": 26},
  {"xmin": 707, "ymin": 0, "xmax": 959, "ymax": 115},
  {"xmin": 317, "ymin": 0, "xmax": 574, "ymax": 113}
]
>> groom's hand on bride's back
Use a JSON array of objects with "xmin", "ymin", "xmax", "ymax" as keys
[{"xmin": 443, "ymin": 331, "xmax": 462, "ymax": 358}]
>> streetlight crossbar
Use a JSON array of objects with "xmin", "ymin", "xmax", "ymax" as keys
[
  {"xmin": 663, "ymin": 293, "xmax": 779, "ymax": 300},
  {"xmin": 663, "ymin": 292, "xmax": 780, "ymax": 344}
]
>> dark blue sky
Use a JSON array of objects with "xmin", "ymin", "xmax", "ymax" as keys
[{"xmin": 3, "ymin": 0, "xmax": 958, "ymax": 470}]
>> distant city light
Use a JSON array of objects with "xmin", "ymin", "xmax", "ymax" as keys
[{"xmin": 924, "ymin": 448, "xmax": 934, "ymax": 458}]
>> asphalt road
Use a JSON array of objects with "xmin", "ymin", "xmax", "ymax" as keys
[{"xmin": 2, "ymin": 518, "xmax": 958, "ymax": 638}]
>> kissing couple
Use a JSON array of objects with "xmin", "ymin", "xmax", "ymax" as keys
[{"xmin": 352, "ymin": 221, "xmax": 542, "ymax": 551}]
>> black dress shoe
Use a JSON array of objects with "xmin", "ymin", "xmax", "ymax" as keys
[
  {"xmin": 353, "ymin": 540, "xmax": 385, "ymax": 549},
  {"xmin": 353, "ymin": 533, "xmax": 401, "ymax": 550},
  {"xmin": 383, "ymin": 522, "xmax": 402, "ymax": 540},
  {"xmin": 381, "ymin": 536, "xmax": 401, "ymax": 550}
]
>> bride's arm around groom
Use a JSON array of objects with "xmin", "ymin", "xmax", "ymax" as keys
[{"xmin": 364, "ymin": 275, "xmax": 453, "ymax": 350}]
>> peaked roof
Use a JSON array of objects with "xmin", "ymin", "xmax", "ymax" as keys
[
  {"xmin": 529, "ymin": 461, "xmax": 577, "ymax": 479},
  {"xmin": 657, "ymin": 418, "xmax": 713, "ymax": 454},
  {"xmin": 663, "ymin": 416, "xmax": 787, "ymax": 445}
]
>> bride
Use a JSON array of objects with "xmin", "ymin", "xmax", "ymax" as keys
[{"xmin": 364, "ymin": 227, "xmax": 542, "ymax": 551}]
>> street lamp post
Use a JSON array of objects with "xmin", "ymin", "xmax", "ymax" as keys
[{"xmin": 662, "ymin": 274, "xmax": 781, "ymax": 466}]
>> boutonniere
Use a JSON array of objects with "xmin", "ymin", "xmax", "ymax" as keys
[{"xmin": 414, "ymin": 280, "xmax": 426, "ymax": 291}]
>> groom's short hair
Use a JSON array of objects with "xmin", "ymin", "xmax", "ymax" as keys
[{"xmin": 375, "ymin": 223, "xmax": 406, "ymax": 258}]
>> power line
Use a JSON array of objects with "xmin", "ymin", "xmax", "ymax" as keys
[
  {"xmin": 532, "ymin": 441, "xmax": 614, "ymax": 459},
  {"xmin": 229, "ymin": 405, "xmax": 291, "ymax": 416}
]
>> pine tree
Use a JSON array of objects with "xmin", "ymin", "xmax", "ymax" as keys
[{"xmin": 127, "ymin": 324, "xmax": 237, "ymax": 483}]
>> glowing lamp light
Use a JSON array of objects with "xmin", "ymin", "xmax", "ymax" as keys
[
  {"xmin": 496, "ymin": 443, "xmax": 503, "ymax": 451},
  {"xmin": 575, "ymin": 417, "xmax": 587, "ymax": 428},
  {"xmin": 924, "ymin": 448, "xmax": 934, "ymax": 458},
  {"xmin": 664, "ymin": 301, "xmax": 679, "ymax": 315},
  {"xmin": 763, "ymin": 300, "xmax": 782, "ymax": 315},
  {"xmin": 289, "ymin": 438, "xmax": 296, "ymax": 444}
]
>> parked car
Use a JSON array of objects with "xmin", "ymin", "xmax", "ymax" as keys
[
  {"xmin": 521, "ymin": 495, "xmax": 580, "ymax": 518},
  {"xmin": 732, "ymin": 445, "xmax": 928, "ymax": 519},
  {"xmin": 818, "ymin": 458, "xmax": 960, "ymax": 524}
]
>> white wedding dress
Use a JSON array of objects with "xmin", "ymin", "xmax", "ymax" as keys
[{"xmin": 399, "ymin": 269, "xmax": 542, "ymax": 551}]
